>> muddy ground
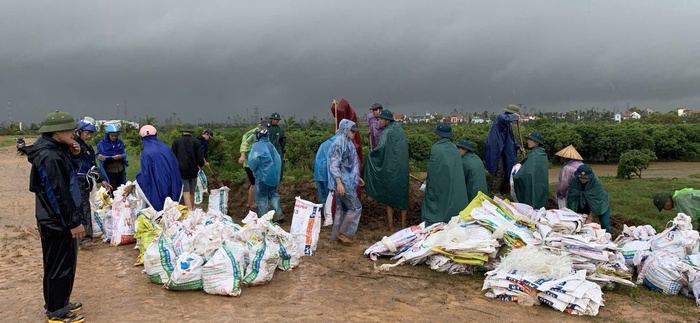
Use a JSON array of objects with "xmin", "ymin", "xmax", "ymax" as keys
[{"xmin": 1, "ymin": 142, "xmax": 699, "ymax": 322}]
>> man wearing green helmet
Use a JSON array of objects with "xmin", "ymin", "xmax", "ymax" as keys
[
  {"xmin": 20, "ymin": 111, "xmax": 87, "ymax": 323},
  {"xmin": 654, "ymin": 189, "xmax": 700, "ymax": 228}
]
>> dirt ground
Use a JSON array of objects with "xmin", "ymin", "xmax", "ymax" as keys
[{"xmin": 2, "ymin": 143, "xmax": 700, "ymax": 322}]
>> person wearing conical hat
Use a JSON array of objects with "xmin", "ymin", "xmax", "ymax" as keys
[{"xmin": 555, "ymin": 145, "xmax": 584, "ymax": 209}]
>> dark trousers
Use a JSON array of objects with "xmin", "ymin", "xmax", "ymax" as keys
[
  {"xmin": 39, "ymin": 224, "xmax": 78, "ymax": 317},
  {"xmin": 77, "ymin": 177, "xmax": 92, "ymax": 238},
  {"xmin": 488, "ymin": 154, "xmax": 510, "ymax": 195},
  {"xmin": 106, "ymin": 171, "xmax": 124, "ymax": 190}
]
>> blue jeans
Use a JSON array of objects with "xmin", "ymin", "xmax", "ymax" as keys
[
  {"xmin": 331, "ymin": 189, "xmax": 362, "ymax": 240},
  {"xmin": 316, "ymin": 181, "xmax": 329, "ymax": 205},
  {"xmin": 255, "ymin": 182, "xmax": 283, "ymax": 221}
]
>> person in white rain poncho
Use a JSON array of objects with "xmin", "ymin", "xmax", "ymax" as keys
[{"xmin": 328, "ymin": 119, "xmax": 364, "ymax": 243}]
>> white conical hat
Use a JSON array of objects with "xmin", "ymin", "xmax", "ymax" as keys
[{"xmin": 555, "ymin": 145, "xmax": 583, "ymax": 160}]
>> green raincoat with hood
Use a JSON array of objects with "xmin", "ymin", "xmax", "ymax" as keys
[
  {"xmin": 513, "ymin": 146, "xmax": 549, "ymax": 209},
  {"xmin": 421, "ymin": 138, "xmax": 468, "ymax": 225},
  {"xmin": 567, "ymin": 172, "xmax": 610, "ymax": 216},
  {"xmin": 363, "ymin": 121, "xmax": 409, "ymax": 209}
]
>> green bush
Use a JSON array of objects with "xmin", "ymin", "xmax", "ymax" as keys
[{"xmin": 617, "ymin": 149, "xmax": 657, "ymax": 179}]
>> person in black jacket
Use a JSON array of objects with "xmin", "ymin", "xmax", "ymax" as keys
[
  {"xmin": 21, "ymin": 111, "xmax": 86, "ymax": 323},
  {"xmin": 172, "ymin": 125, "xmax": 204, "ymax": 210},
  {"xmin": 73, "ymin": 119, "xmax": 111, "ymax": 243}
]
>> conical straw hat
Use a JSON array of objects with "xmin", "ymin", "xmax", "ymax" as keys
[{"xmin": 555, "ymin": 145, "xmax": 583, "ymax": 160}]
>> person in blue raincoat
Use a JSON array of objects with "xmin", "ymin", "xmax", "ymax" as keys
[
  {"xmin": 123, "ymin": 125, "xmax": 182, "ymax": 211},
  {"xmin": 96, "ymin": 124, "xmax": 128, "ymax": 191},
  {"xmin": 248, "ymin": 122, "xmax": 284, "ymax": 221},
  {"xmin": 484, "ymin": 104, "xmax": 523, "ymax": 196},
  {"xmin": 314, "ymin": 130, "xmax": 340, "ymax": 213},
  {"xmin": 328, "ymin": 119, "xmax": 364, "ymax": 243}
]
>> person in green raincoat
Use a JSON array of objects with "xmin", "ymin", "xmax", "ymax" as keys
[
  {"xmin": 568, "ymin": 164, "xmax": 611, "ymax": 233},
  {"xmin": 513, "ymin": 131, "xmax": 549, "ymax": 209},
  {"xmin": 363, "ymin": 110, "xmax": 409, "ymax": 232},
  {"xmin": 653, "ymin": 188, "xmax": 700, "ymax": 228},
  {"xmin": 421, "ymin": 123, "xmax": 468, "ymax": 225},
  {"xmin": 456, "ymin": 139, "xmax": 488, "ymax": 203}
]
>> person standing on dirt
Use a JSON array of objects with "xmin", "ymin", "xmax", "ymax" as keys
[
  {"xmin": 568, "ymin": 164, "xmax": 612, "ymax": 233},
  {"xmin": 314, "ymin": 129, "xmax": 340, "ymax": 215},
  {"xmin": 555, "ymin": 145, "xmax": 584, "ymax": 209},
  {"xmin": 367, "ymin": 103, "xmax": 383, "ymax": 149},
  {"xmin": 512, "ymin": 131, "xmax": 549, "ymax": 209},
  {"xmin": 485, "ymin": 104, "xmax": 523, "ymax": 196},
  {"xmin": 421, "ymin": 123, "xmax": 468, "ymax": 225},
  {"xmin": 21, "ymin": 111, "xmax": 86, "ymax": 323},
  {"xmin": 171, "ymin": 124, "xmax": 204, "ymax": 210},
  {"xmin": 268, "ymin": 113, "xmax": 286, "ymax": 181},
  {"xmin": 122, "ymin": 125, "xmax": 182, "ymax": 212},
  {"xmin": 331, "ymin": 99, "xmax": 364, "ymax": 198},
  {"xmin": 654, "ymin": 188, "xmax": 700, "ymax": 228},
  {"xmin": 363, "ymin": 110, "xmax": 409, "ymax": 232},
  {"xmin": 73, "ymin": 118, "xmax": 112, "ymax": 243},
  {"xmin": 248, "ymin": 122, "xmax": 284, "ymax": 221},
  {"xmin": 238, "ymin": 125, "xmax": 259, "ymax": 209},
  {"xmin": 97, "ymin": 124, "xmax": 128, "ymax": 192},
  {"xmin": 196, "ymin": 128, "xmax": 213, "ymax": 168},
  {"xmin": 456, "ymin": 139, "xmax": 488, "ymax": 203},
  {"xmin": 329, "ymin": 119, "xmax": 364, "ymax": 243}
]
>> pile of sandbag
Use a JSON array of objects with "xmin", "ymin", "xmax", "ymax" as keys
[
  {"xmin": 482, "ymin": 246, "xmax": 604, "ymax": 316},
  {"xmin": 143, "ymin": 207, "xmax": 301, "ymax": 297},
  {"xmin": 631, "ymin": 213, "xmax": 700, "ymax": 300}
]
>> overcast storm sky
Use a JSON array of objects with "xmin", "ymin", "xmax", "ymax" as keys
[{"xmin": 2, "ymin": 1, "xmax": 700, "ymax": 124}]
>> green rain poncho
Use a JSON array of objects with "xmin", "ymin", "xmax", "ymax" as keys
[
  {"xmin": 672, "ymin": 188, "xmax": 700, "ymax": 222},
  {"xmin": 421, "ymin": 138, "xmax": 468, "ymax": 225},
  {"xmin": 363, "ymin": 122, "xmax": 410, "ymax": 209},
  {"xmin": 513, "ymin": 146, "xmax": 549, "ymax": 209},
  {"xmin": 567, "ymin": 174, "xmax": 610, "ymax": 215},
  {"xmin": 461, "ymin": 152, "xmax": 488, "ymax": 203}
]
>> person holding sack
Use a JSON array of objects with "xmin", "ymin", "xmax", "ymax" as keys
[
  {"xmin": 21, "ymin": 111, "xmax": 86, "ymax": 323},
  {"xmin": 123, "ymin": 125, "xmax": 182, "ymax": 211},
  {"xmin": 512, "ymin": 131, "xmax": 549, "ymax": 209},
  {"xmin": 568, "ymin": 164, "xmax": 612, "ymax": 233},
  {"xmin": 73, "ymin": 118, "xmax": 111, "ymax": 243}
]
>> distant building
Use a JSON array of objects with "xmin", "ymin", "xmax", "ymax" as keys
[
  {"xmin": 622, "ymin": 111, "xmax": 641, "ymax": 120},
  {"xmin": 408, "ymin": 112, "xmax": 436, "ymax": 123},
  {"xmin": 471, "ymin": 117, "xmax": 485, "ymax": 124},
  {"xmin": 613, "ymin": 113, "xmax": 622, "ymax": 122},
  {"xmin": 676, "ymin": 107, "xmax": 700, "ymax": 116},
  {"xmin": 448, "ymin": 115, "xmax": 463, "ymax": 124},
  {"xmin": 521, "ymin": 115, "xmax": 539, "ymax": 122},
  {"xmin": 393, "ymin": 113, "xmax": 408, "ymax": 123}
]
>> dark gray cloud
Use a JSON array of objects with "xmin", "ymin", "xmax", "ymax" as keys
[{"xmin": 2, "ymin": 1, "xmax": 700, "ymax": 125}]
